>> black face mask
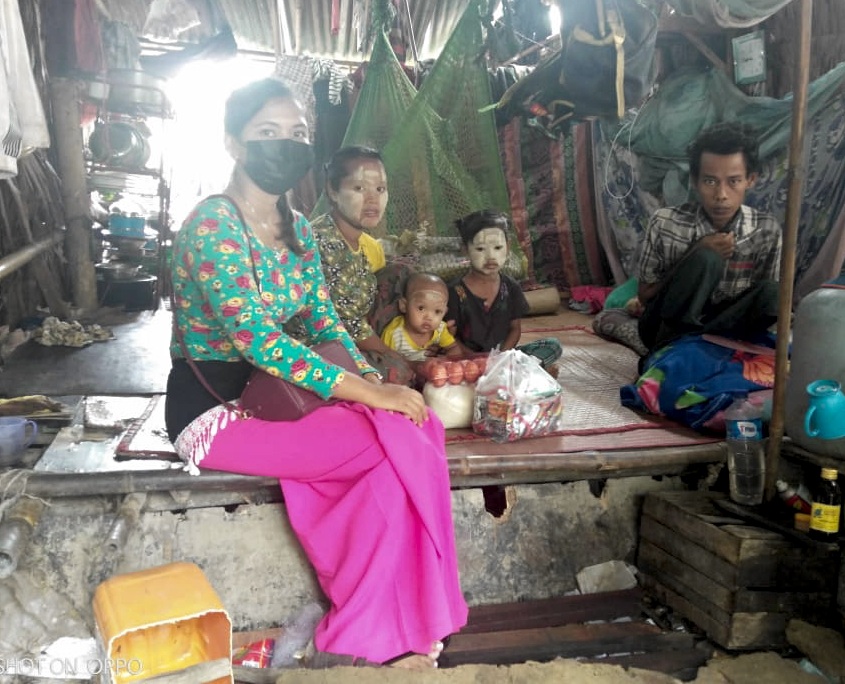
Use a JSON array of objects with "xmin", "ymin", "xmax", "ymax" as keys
[{"xmin": 242, "ymin": 139, "xmax": 314, "ymax": 195}]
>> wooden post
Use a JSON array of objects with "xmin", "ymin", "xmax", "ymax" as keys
[
  {"xmin": 294, "ymin": 0, "xmax": 303, "ymax": 53},
  {"xmin": 49, "ymin": 78, "xmax": 98, "ymax": 313},
  {"xmin": 766, "ymin": 0, "xmax": 813, "ymax": 499},
  {"xmin": 269, "ymin": 0, "xmax": 280, "ymax": 59}
]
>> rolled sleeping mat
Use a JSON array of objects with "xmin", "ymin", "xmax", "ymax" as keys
[{"xmin": 524, "ymin": 286, "xmax": 561, "ymax": 316}]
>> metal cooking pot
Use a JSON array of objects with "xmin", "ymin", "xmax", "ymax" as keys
[
  {"xmin": 106, "ymin": 69, "xmax": 169, "ymax": 112},
  {"xmin": 89, "ymin": 122, "xmax": 151, "ymax": 168},
  {"xmin": 95, "ymin": 262, "xmax": 142, "ymax": 282}
]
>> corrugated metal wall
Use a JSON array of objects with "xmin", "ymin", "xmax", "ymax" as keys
[{"xmin": 100, "ymin": 0, "xmax": 472, "ymax": 63}]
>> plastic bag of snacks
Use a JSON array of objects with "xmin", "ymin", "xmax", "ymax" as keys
[{"xmin": 472, "ymin": 348, "xmax": 563, "ymax": 442}]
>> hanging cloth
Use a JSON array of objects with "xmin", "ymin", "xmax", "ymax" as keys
[
  {"xmin": 355, "ymin": 0, "xmax": 373, "ymax": 54},
  {"xmin": 331, "ymin": 0, "xmax": 342, "ymax": 35},
  {"xmin": 0, "ymin": 0, "xmax": 51, "ymax": 178},
  {"xmin": 664, "ymin": 0, "xmax": 792, "ymax": 28},
  {"xmin": 74, "ymin": 0, "xmax": 105, "ymax": 73},
  {"xmin": 313, "ymin": 59, "xmax": 352, "ymax": 106}
]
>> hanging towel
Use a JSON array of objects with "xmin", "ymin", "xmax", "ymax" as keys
[
  {"xmin": 313, "ymin": 59, "xmax": 351, "ymax": 106},
  {"xmin": 0, "ymin": 0, "xmax": 51, "ymax": 178}
]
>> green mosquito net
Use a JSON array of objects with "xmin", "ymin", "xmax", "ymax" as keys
[
  {"xmin": 314, "ymin": 0, "xmax": 526, "ymax": 281},
  {"xmin": 309, "ymin": 27, "xmax": 417, "ymax": 219}
]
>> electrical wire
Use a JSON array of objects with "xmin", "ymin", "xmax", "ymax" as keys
[{"xmin": 603, "ymin": 107, "xmax": 642, "ymax": 201}]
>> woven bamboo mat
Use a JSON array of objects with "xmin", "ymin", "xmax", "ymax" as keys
[
  {"xmin": 444, "ymin": 326, "xmax": 718, "ymax": 450},
  {"xmin": 116, "ymin": 326, "xmax": 717, "ymax": 458},
  {"xmin": 554, "ymin": 326, "xmax": 656, "ymax": 435}
]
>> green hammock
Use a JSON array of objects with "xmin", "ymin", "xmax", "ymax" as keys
[{"xmin": 313, "ymin": 0, "xmax": 526, "ymax": 280}]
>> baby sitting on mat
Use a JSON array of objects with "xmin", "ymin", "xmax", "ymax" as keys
[{"xmin": 381, "ymin": 272, "xmax": 465, "ymax": 363}]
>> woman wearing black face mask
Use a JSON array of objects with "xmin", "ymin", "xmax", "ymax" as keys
[{"xmin": 165, "ymin": 78, "xmax": 466, "ymax": 670}]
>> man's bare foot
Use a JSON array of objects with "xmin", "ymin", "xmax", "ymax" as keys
[{"xmin": 388, "ymin": 641, "xmax": 444, "ymax": 670}]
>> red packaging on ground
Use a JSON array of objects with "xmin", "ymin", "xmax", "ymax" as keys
[{"xmin": 232, "ymin": 638, "xmax": 275, "ymax": 668}]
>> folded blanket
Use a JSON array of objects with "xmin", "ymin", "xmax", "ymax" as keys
[{"xmin": 620, "ymin": 334, "xmax": 775, "ymax": 432}]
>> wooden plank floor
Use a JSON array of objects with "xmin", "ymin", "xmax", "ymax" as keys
[
  {"xmin": 232, "ymin": 589, "xmax": 712, "ymax": 682},
  {"xmin": 439, "ymin": 588, "xmax": 711, "ymax": 679}
]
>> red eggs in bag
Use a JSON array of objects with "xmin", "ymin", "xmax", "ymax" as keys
[
  {"xmin": 444, "ymin": 361, "xmax": 464, "ymax": 385},
  {"xmin": 429, "ymin": 363, "xmax": 448, "ymax": 387},
  {"xmin": 462, "ymin": 359, "xmax": 481, "ymax": 383}
]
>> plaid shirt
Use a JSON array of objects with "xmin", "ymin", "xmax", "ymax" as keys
[{"xmin": 637, "ymin": 203, "xmax": 782, "ymax": 304}]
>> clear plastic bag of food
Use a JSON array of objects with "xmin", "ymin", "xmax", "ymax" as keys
[{"xmin": 472, "ymin": 348, "xmax": 563, "ymax": 442}]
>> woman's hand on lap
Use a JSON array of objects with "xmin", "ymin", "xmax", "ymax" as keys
[
  {"xmin": 333, "ymin": 374, "xmax": 428, "ymax": 425},
  {"xmin": 373, "ymin": 383, "xmax": 428, "ymax": 425}
]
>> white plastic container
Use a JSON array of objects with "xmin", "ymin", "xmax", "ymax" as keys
[{"xmin": 785, "ymin": 286, "xmax": 845, "ymax": 457}]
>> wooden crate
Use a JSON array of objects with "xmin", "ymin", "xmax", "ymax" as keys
[{"xmin": 638, "ymin": 491, "xmax": 839, "ymax": 650}]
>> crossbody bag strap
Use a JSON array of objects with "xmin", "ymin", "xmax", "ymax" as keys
[
  {"xmin": 171, "ymin": 194, "xmax": 257, "ymax": 418},
  {"xmin": 171, "ymin": 306, "xmax": 248, "ymax": 417}
]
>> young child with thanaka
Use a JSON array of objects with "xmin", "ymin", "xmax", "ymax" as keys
[
  {"xmin": 381, "ymin": 273, "xmax": 464, "ymax": 362},
  {"xmin": 447, "ymin": 209, "xmax": 563, "ymax": 371}
]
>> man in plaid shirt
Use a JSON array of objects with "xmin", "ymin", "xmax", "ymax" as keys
[{"xmin": 637, "ymin": 122, "xmax": 782, "ymax": 353}]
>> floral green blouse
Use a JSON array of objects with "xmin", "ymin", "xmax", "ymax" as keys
[
  {"xmin": 309, "ymin": 213, "xmax": 380, "ymax": 342},
  {"xmin": 169, "ymin": 196, "xmax": 373, "ymax": 399}
]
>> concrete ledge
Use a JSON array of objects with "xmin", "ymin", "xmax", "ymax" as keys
[{"xmin": 19, "ymin": 477, "xmax": 691, "ymax": 630}]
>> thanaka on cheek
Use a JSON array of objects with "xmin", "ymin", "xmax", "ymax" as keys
[
  {"xmin": 331, "ymin": 162, "xmax": 388, "ymax": 232},
  {"xmin": 334, "ymin": 188, "xmax": 365, "ymax": 224},
  {"xmin": 468, "ymin": 228, "xmax": 508, "ymax": 273}
]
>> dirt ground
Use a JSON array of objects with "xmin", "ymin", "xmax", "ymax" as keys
[{"xmin": 270, "ymin": 652, "xmax": 826, "ymax": 684}]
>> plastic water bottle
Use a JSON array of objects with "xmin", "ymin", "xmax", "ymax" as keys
[
  {"xmin": 270, "ymin": 601, "xmax": 324, "ymax": 668},
  {"xmin": 724, "ymin": 395, "xmax": 765, "ymax": 506}
]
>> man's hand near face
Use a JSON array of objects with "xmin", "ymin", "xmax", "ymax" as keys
[{"xmin": 696, "ymin": 231, "xmax": 736, "ymax": 259}]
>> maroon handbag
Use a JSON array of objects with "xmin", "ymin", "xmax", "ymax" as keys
[
  {"xmin": 239, "ymin": 340, "xmax": 361, "ymax": 421},
  {"xmin": 176, "ymin": 330, "xmax": 362, "ymax": 422}
]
